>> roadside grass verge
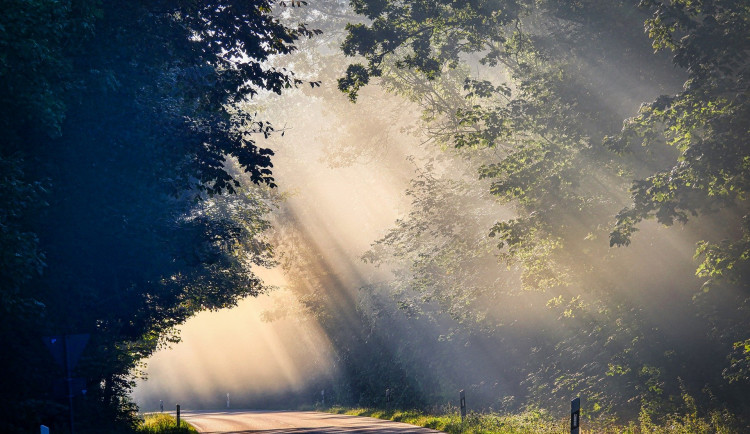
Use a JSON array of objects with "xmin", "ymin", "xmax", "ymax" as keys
[
  {"xmin": 326, "ymin": 406, "xmax": 562, "ymax": 433},
  {"xmin": 137, "ymin": 413, "xmax": 198, "ymax": 434},
  {"xmin": 326, "ymin": 406, "xmax": 743, "ymax": 433}
]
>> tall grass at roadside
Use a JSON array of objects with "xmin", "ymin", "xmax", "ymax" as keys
[
  {"xmin": 326, "ymin": 405, "xmax": 742, "ymax": 433},
  {"xmin": 327, "ymin": 406, "xmax": 562, "ymax": 433},
  {"xmin": 137, "ymin": 413, "xmax": 198, "ymax": 434}
]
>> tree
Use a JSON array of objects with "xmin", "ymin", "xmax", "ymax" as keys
[
  {"xmin": 339, "ymin": 0, "xmax": 683, "ymax": 292},
  {"xmin": 605, "ymin": 0, "xmax": 750, "ymax": 387},
  {"xmin": 0, "ymin": 1, "xmax": 315, "ymax": 431},
  {"xmin": 339, "ymin": 0, "xmax": 750, "ymax": 421},
  {"xmin": 608, "ymin": 0, "xmax": 750, "ymax": 281}
]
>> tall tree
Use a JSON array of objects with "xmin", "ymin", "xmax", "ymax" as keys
[
  {"xmin": 0, "ymin": 1, "xmax": 315, "ymax": 431},
  {"xmin": 338, "ymin": 0, "xmax": 750, "ymax": 422}
]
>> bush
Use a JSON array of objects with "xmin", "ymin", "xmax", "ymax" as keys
[{"xmin": 137, "ymin": 413, "xmax": 197, "ymax": 434}]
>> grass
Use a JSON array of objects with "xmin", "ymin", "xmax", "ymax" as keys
[
  {"xmin": 327, "ymin": 406, "xmax": 563, "ymax": 433},
  {"xmin": 326, "ymin": 406, "xmax": 744, "ymax": 433},
  {"xmin": 136, "ymin": 413, "xmax": 198, "ymax": 434}
]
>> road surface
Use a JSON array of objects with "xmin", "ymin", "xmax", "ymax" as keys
[{"xmin": 179, "ymin": 410, "xmax": 444, "ymax": 433}]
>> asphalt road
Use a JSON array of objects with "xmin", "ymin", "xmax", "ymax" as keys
[{"xmin": 179, "ymin": 410, "xmax": 444, "ymax": 433}]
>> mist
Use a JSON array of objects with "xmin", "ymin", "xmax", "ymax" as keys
[
  {"xmin": 134, "ymin": 0, "xmax": 750, "ymax": 424},
  {"xmin": 133, "ymin": 23, "xmax": 428, "ymax": 408},
  {"xmin": 5, "ymin": 0, "xmax": 746, "ymax": 432}
]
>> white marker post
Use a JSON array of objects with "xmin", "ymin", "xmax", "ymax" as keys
[{"xmin": 226, "ymin": 393, "xmax": 230, "ymax": 409}]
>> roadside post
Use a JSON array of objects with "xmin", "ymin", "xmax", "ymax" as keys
[
  {"xmin": 459, "ymin": 390, "xmax": 466, "ymax": 423},
  {"xmin": 176, "ymin": 404, "xmax": 181, "ymax": 428},
  {"xmin": 571, "ymin": 397, "xmax": 581, "ymax": 434},
  {"xmin": 385, "ymin": 388, "xmax": 391, "ymax": 410},
  {"xmin": 321, "ymin": 389, "xmax": 325, "ymax": 406},
  {"xmin": 160, "ymin": 400, "xmax": 163, "ymax": 412},
  {"xmin": 226, "ymin": 393, "xmax": 230, "ymax": 409},
  {"xmin": 43, "ymin": 334, "xmax": 89, "ymax": 434}
]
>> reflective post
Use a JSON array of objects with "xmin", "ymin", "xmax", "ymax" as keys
[
  {"xmin": 63, "ymin": 336, "xmax": 74, "ymax": 434},
  {"xmin": 570, "ymin": 397, "xmax": 581, "ymax": 434},
  {"xmin": 176, "ymin": 404, "xmax": 180, "ymax": 429},
  {"xmin": 459, "ymin": 390, "xmax": 466, "ymax": 422}
]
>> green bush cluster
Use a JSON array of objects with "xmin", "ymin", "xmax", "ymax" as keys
[{"xmin": 136, "ymin": 413, "xmax": 197, "ymax": 434}]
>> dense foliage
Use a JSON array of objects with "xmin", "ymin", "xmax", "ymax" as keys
[
  {"xmin": 0, "ymin": 1, "xmax": 311, "ymax": 431},
  {"xmin": 305, "ymin": 0, "xmax": 750, "ymax": 427},
  {"xmin": 4, "ymin": 0, "xmax": 749, "ymax": 430}
]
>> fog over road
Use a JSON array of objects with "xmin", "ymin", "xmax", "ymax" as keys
[{"xmin": 180, "ymin": 410, "xmax": 443, "ymax": 433}]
